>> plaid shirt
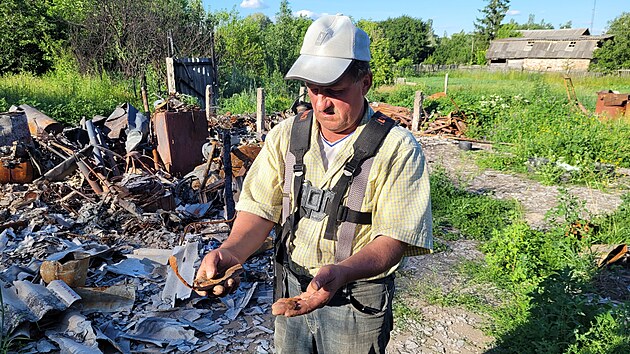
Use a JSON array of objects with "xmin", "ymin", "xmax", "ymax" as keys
[{"xmin": 237, "ymin": 104, "xmax": 432, "ymax": 278}]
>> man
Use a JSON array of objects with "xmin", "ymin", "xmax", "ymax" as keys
[{"xmin": 195, "ymin": 14, "xmax": 432, "ymax": 353}]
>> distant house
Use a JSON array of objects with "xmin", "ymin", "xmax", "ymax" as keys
[{"xmin": 486, "ymin": 28, "xmax": 613, "ymax": 72}]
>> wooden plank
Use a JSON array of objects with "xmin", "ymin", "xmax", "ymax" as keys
[
  {"xmin": 166, "ymin": 57, "xmax": 176, "ymax": 94},
  {"xmin": 412, "ymin": 91, "xmax": 423, "ymax": 132},
  {"xmin": 256, "ymin": 88, "xmax": 265, "ymax": 138}
]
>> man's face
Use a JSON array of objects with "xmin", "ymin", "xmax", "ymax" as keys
[{"xmin": 306, "ymin": 72, "xmax": 372, "ymax": 137}]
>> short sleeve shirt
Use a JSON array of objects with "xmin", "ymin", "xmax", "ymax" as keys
[{"xmin": 236, "ymin": 104, "xmax": 433, "ymax": 278}]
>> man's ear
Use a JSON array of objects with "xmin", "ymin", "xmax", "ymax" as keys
[{"xmin": 361, "ymin": 73, "xmax": 373, "ymax": 96}]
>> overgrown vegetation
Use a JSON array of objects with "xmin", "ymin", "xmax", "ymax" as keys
[
  {"xmin": 395, "ymin": 168, "xmax": 630, "ymax": 353},
  {"xmin": 0, "ymin": 71, "xmax": 138, "ymax": 125},
  {"xmin": 377, "ymin": 71, "xmax": 630, "ymax": 186}
]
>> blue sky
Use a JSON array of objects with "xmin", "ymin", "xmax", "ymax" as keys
[{"xmin": 201, "ymin": 0, "xmax": 625, "ymax": 35}]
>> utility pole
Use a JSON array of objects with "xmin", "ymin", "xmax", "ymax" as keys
[
  {"xmin": 590, "ymin": 0, "xmax": 597, "ymax": 33},
  {"xmin": 470, "ymin": 37, "xmax": 475, "ymax": 65}
]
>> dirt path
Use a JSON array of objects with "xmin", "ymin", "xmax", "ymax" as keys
[{"xmin": 386, "ymin": 136, "xmax": 627, "ymax": 354}]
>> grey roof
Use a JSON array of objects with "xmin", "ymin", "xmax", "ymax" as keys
[
  {"xmin": 519, "ymin": 28, "xmax": 590, "ymax": 39},
  {"xmin": 486, "ymin": 28, "xmax": 613, "ymax": 60}
]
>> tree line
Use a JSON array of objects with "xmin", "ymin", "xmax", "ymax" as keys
[{"xmin": 1, "ymin": 0, "xmax": 628, "ymax": 98}]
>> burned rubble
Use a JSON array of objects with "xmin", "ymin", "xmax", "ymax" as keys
[
  {"xmin": 0, "ymin": 84, "xmax": 508, "ymax": 353},
  {"xmin": 0, "ymin": 98, "xmax": 277, "ymax": 353}
]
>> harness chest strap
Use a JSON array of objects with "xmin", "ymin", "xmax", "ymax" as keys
[{"xmin": 281, "ymin": 110, "xmax": 395, "ymax": 263}]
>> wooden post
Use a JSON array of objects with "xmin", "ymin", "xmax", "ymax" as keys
[
  {"xmin": 299, "ymin": 86, "xmax": 306, "ymax": 101},
  {"xmin": 205, "ymin": 84, "xmax": 213, "ymax": 120},
  {"xmin": 256, "ymin": 88, "xmax": 265, "ymax": 138},
  {"xmin": 444, "ymin": 72, "xmax": 449, "ymax": 94},
  {"xmin": 412, "ymin": 91, "xmax": 423, "ymax": 132},
  {"xmin": 141, "ymin": 74, "xmax": 150, "ymax": 113},
  {"xmin": 166, "ymin": 57, "xmax": 176, "ymax": 94}
]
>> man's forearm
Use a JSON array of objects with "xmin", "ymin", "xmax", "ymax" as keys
[
  {"xmin": 336, "ymin": 235, "xmax": 407, "ymax": 284},
  {"xmin": 220, "ymin": 211, "xmax": 276, "ymax": 263}
]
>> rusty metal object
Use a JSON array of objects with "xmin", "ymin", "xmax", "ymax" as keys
[
  {"xmin": 596, "ymin": 91, "xmax": 629, "ymax": 121},
  {"xmin": 75, "ymin": 157, "xmax": 103, "ymax": 195},
  {"xmin": 40, "ymin": 257, "xmax": 89, "ymax": 287},
  {"xmin": 168, "ymin": 256, "xmax": 242, "ymax": 291},
  {"xmin": 15, "ymin": 104, "xmax": 63, "ymax": 137},
  {"xmin": 180, "ymin": 216, "xmax": 236, "ymax": 245},
  {"xmin": 231, "ymin": 144, "xmax": 261, "ymax": 177},
  {"xmin": 153, "ymin": 110, "xmax": 209, "ymax": 176},
  {"xmin": 272, "ymin": 297, "xmax": 304, "ymax": 315},
  {"xmin": 0, "ymin": 161, "xmax": 34, "ymax": 184},
  {"xmin": 597, "ymin": 244, "xmax": 628, "ymax": 268}
]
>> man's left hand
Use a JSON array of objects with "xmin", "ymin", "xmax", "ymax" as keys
[{"xmin": 272, "ymin": 264, "xmax": 347, "ymax": 317}]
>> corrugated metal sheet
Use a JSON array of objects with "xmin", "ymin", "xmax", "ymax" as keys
[
  {"xmin": 519, "ymin": 28, "xmax": 590, "ymax": 39},
  {"xmin": 487, "ymin": 38, "xmax": 604, "ymax": 60}
]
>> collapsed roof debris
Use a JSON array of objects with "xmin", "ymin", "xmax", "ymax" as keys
[{"xmin": 0, "ymin": 96, "xmax": 278, "ymax": 353}]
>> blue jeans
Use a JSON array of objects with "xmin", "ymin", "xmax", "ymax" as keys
[{"xmin": 274, "ymin": 269, "xmax": 394, "ymax": 354}]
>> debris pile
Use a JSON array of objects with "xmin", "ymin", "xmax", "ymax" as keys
[
  {"xmin": 0, "ymin": 98, "xmax": 280, "ymax": 353},
  {"xmin": 369, "ymin": 102, "xmax": 413, "ymax": 127},
  {"xmin": 370, "ymin": 92, "xmax": 469, "ymax": 137}
]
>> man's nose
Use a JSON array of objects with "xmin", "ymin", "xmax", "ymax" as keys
[{"xmin": 314, "ymin": 93, "xmax": 332, "ymax": 111}]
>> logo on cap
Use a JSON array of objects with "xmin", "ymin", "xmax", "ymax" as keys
[{"xmin": 315, "ymin": 28, "xmax": 333, "ymax": 46}]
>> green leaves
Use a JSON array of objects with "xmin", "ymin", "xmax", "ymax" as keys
[
  {"xmin": 474, "ymin": 0, "xmax": 511, "ymax": 42},
  {"xmin": 0, "ymin": 0, "xmax": 67, "ymax": 74},
  {"xmin": 379, "ymin": 16, "xmax": 435, "ymax": 64},
  {"xmin": 591, "ymin": 12, "xmax": 630, "ymax": 72}
]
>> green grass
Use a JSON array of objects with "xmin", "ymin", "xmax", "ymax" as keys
[
  {"xmin": 0, "ymin": 70, "xmax": 140, "ymax": 125},
  {"xmin": 406, "ymin": 71, "xmax": 630, "ymax": 109},
  {"xmin": 430, "ymin": 166, "xmax": 522, "ymax": 240},
  {"xmin": 393, "ymin": 169, "xmax": 630, "ymax": 353},
  {"xmin": 373, "ymin": 71, "xmax": 630, "ymax": 186}
]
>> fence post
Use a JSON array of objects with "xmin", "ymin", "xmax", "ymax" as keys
[
  {"xmin": 299, "ymin": 86, "xmax": 307, "ymax": 100},
  {"xmin": 166, "ymin": 57, "xmax": 176, "ymax": 94},
  {"xmin": 257, "ymin": 88, "xmax": 265, "ymax": 139},
  {"xmin": 444, "ymin": 72, "xmax": 449, "ymax": 94},
  {"xmin": 412, "ymin": 91, "xmax": 423, "ymax": 132},
  {"xmin": 206, "ymin": 85, "xmax": 214, "ymax": 121}
]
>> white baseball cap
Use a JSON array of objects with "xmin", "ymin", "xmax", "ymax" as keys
[{"xmin": 285, "ymin": 15, "xmax": 370, "ymax": 85}]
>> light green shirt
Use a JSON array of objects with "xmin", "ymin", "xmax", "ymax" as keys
[{"xmin": 237, "ymin": 105, "xmax": 433, "ymax": 278}]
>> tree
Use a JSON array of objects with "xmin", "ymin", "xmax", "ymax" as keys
[
  {"xmin": 214, "ymin": 10, "xmax": 268, "ymax": 95},
  {"xmin": 0, "ymin": 0, "xmax": 68, "ymax": 74},
  {"xmin": 474, "ymin": 0, "xmax": 511, "ymax": 42},
  {"xmin": 69, "ymin": 0, "xmax": 214, "ymax": 78},
  {"xmin": 591, "ymin": 12, "xmax": 630, "ymax": 72},
  {"xmin": 379, "ymin": 16, "xmax": 435, "ymax": 64},
  {"xmin": 495, "ymin": 14, "xmax": 553, "ymax": 40},
  {"xmin": 424, "ymin": 31, "xmax": 476, "ymax": 65},
  {"xmin": 496, "ymin": 22, "xmax": 521, "ymax": 39},
  {"xmin": 262, "ymin": 0, "xmax": 310, "ymax": 76},
  {"xmin": 516, "ymin": 14, "xmax": 554, "ymax": 30},
  {"xmin": 357, "ymin": 20, "xmax": 395, "ymax": 86}
]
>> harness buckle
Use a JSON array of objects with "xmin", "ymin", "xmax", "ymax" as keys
[
  {"xmin": 336, "ymin": 205, "xmax": 349, "ymax": 222},
  {"xmin": 293, "ymin": 163, "xmax": 304, "ymax": 177},
  {"xmin": 300, "ymin": 181, "xmax": 335, "ymax": 222}
]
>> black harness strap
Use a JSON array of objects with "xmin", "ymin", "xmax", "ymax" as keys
[
  {"xmin": 323, "ymin": 111, "xmax": 395, "ymax": 240},
  {"xmin": 275, "ymin": 110, "xmax": 313, "ymax": 300},
  {"xmin": 276, "ymin": 110, "xmax": 395, "ymax": 294}
]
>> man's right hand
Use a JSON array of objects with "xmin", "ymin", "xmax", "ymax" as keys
[{"xmin": 195, "ymin": 248, "xmax": 241, "ymax": 297}]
